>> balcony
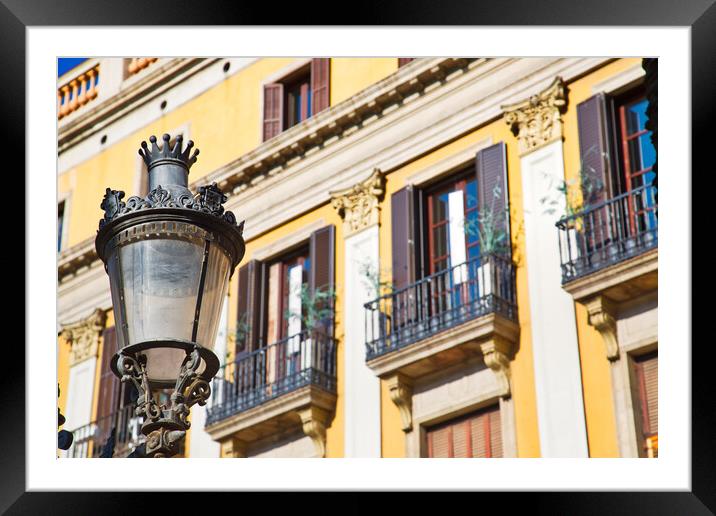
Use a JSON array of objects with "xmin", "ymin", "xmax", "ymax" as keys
[
  {"xmin": 556, "ymin": 185, "xmax": 657, "ymax": 303},
  {"xmin": 65, "ymin": 404, "xmax": 143, "ymax": 458},
  {"xmin": 364, "ymin": 254, "xmax": 518, "ymax": 382},
  {"xmin": 204, "ymin": 328, "xmax": 337, "ymax": 457}
]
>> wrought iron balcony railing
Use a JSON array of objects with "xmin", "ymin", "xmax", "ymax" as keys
[
  {"xmin": 205, "ymin": 328, "xmax": 337, "ymax": 426},
  {"xmin": 556, "ymin": 184, "xmax": 657, "ymax": 283},
  {"xmin": 65, "ymin": 403, "xmax": 142, "ymax": 458},
  {"xmin": 364, "ymin": 253, "xmax": 517, "ymax": 361}
]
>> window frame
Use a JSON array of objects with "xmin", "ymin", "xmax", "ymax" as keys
[{"xmin": 424, "ymin": 167, "xmax": 479, "ymax": 276}]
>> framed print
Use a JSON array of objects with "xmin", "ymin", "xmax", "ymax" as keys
[{"xmin": 5, "ymin": 0, "xmax": 711, "ymax": 513}]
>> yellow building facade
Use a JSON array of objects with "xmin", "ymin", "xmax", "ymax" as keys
[{"xmin": 57, "ymin": 57, "xmax": 657, "ymax": 459}]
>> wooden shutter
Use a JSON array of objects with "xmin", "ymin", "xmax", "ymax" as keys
[
  {"xmin": 576, "ymin": 93, "xmax": 618, "ymax": 203},
  {"xmin": 309, "ymin": 225, "xmax": 335, "ymax": 334},
  {"xmin": 95, "ymin": 327, "xmax": 119, "ymax": 446},
  {"xmin": 476, "ymin": 142, "xmax": 511, "ymax": 257},
  {"xmin": 391, "ymin": 185, "xmax": 424, "ymax": 290},
  {"xmin": 311, "ymin": 58, "xmax": 330, "ymax": 115},
  {"xmin": 236, "ymin": 259, "xmax": 265, "ymax": 353},
  {"xmin": 398, "ymin": 58, "xmax": 415, "ymax": 67},
  {"xmin": 426, "ymin": 404, "xmax": 502, "ymax": 458},
  {"xmin": 263, "ymin": 83, "xmax": 284, "ymax": 142},
  {"xmin": 634, "ymin": 352, "xmax": 658, "ymax": 437}
]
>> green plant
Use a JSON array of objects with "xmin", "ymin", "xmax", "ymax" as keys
[
  {"xmin": 357, "ymin": 258, "xmax": 394, "ymax": 298},
  {"xmin": 463, "ymin": 184, "xmax": 510, "ymax": 255},
  {"xmin": 540, "ymin": 146, "xmax": 607, "ymax": 217},
  {"xmin": 227, "ymin": 312, "xmax": 251, "ymax": 353},
  {"xmin": 284, "ymin": 283, "xmax": 336, "ymax": 331}
]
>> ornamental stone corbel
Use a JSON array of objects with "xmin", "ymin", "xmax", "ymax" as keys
[
  {"xmin": 502, "ymin": 76, "xmax": 567, "ymax": 157},
  {"xmin": 220, "ymin": 437, "xmax": 248, "ymax": 458},
  {"xmin": 60, "ymin": 308, "xmax": 107, "ymax": 366},
  {"xmin": 330, "ymin": 168, "xmax": 385, "ymax": 237},
  {"xmin": 480, "ymin": 336, "xmax": 514, "ymax": 399},
  {"xmin": 297, "ymin": 406, "xmax": 332, "ymax": 458},
  {"xmin": 584, "ymin": 295, "xmax": 619, "ymax": 361},
  {"xmin": 386, "ymin": 373, "xmax": 414, "ymax": 432}
]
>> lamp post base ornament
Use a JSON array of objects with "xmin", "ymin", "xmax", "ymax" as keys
[{"xmin": 118, "ymin": 346, "xmax": 211, "ymax": 458}]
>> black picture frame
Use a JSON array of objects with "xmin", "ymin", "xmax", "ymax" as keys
[{"xmin": 7, "ymin": 1, "xmax": 708, "ymax": 513}]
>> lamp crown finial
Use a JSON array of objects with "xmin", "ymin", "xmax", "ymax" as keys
[{"xmin": 138, "ymin": 133, "xmax": 200, "ymax": 172}]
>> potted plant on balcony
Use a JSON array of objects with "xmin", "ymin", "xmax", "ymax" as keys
[
  {"xmin": 464, "ymin": 184, "xmax": 510, "ymax": 304},
  {"xmin": 284, "ymin": 284, "xmax": 336, "ymax": 379},
  {"xmin": 358, "ymin": 258, "xmax": 395, "ymax": 353}
]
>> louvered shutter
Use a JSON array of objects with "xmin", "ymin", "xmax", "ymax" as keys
[
  {"xmin": 426, "ymin": 405, "xmax": 502, "ymax": 458},
  {"xmin": 96, "ymin": 326, "xmax": 119, "ymax": 448},
  {"xmin": 576, "ymin": 93, "xmax": 618, "ymax": 204},
  {"xmin": 634, "ymin": 352, "xmax": 658, "ymax": 437},
  {"xmin": 427, "ymin": 405, "xmax": 503, "ymax": 458},
  {"xmin": 398, "ymin": 58, "xmax": 415, "ymax": 67},
  {"xmin": 309, "ymin": 225, "xmax": 335, "ymax": 335},
  {"xmin": 391, "ymin": 185, "xmax": 423, "ymax": 290},
  {"xmin": 263, "ymin": 83, "xmax": 284, "ymax": 142},
  {"xmin": 236, "ymin": 259, "xmax": 265, "ymax": 354},
  {"xmin": 476, "ymin": 142, "xmax": 511, "ymax": 257},
  {"xmin": 311, "ymin": 58, "xmax": 330, "ymax": 115}
]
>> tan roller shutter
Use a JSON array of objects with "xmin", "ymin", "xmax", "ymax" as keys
[{"xmin": 426, "ymin": 404, "xmax": 502, "ymax": 458}]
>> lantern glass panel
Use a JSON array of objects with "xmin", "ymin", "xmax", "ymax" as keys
[{"xmin": 194, "ymin": 244, "xmax": 232, "ymax": 349}]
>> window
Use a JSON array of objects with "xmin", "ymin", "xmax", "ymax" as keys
[
  {"xmin": 58, "ymin": 201, "xmax": 66, "ymax": 252},
  {"xmin": 235, "ymin": 226, "xmax": 335, "ymax": 355},
  {"xmin": 262, "ymin": 59, "xmax": 330, "ymax": 141},
  {"xmin": 426, "ymin": 404, "xmax": 503, "ymax": 458},
  {"xmin": 576, "ymin": 88, "xmax": 656, "ymax": 202},
  {"xmin": 631, "ymin": 351, "xmax": 658, "ymax": 457},
  {"xmin": 390, "ymin": 142, "xmax": 510, "ymax": 291},
  {"xmin": 426, "ymin": 171, "xmax": 480, "ymax": 275},
  {"xmin": 266, "ymin": 247, "xmax": 311, "ymax": 344}
]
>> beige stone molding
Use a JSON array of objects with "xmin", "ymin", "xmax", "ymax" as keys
[
  {"xmin": 60, "ymin": 308, "xmax": 107, "ymax": 366},
  {"xmin": 386, "ymin": 373, "xmax": 414, "ymax": 432},
  {"xmin": 205, "ymin": 384, "xmax": 336, "ymax": 458},
  {"xmin": 367, "ymin": 312, "xmax": 519, "ymax": 379},
  {"xmin": 562, "ymin": 248, "xmax": 658, "ymax": 303},
  {"xmin": 584, "ymin": 295, "xmax": 620, "ymax": 361},
  {"xmin": 330, "ymin": 168, "xmax": 385, "ymax": 236},
  {"xmin": 479, "ymin": 336, "xmax": 514, "ymax": 398},
  {"xmin": 297, "ymin": 406, "xmax": 332, "ymax": 458},
  {"xmin": 220, "ymin": 437, "xmax": 248, "ymax": 458},
  {"xmin": 58, "ymin": 235, "xmax": 97, "ymax": 283},
  {"xmin": 502, "ymin": 76, "xmax": 567, "ymax": 157}
]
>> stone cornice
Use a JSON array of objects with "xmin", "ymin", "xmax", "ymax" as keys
[
  {"xmin": 58, "ymin": 236, "xmax": 98, "ymax": 283},
  {"xmin": 58, "ymin": 58, "xmax": 216, "ymax": 153},
  {"xmin": 502, "ymin": 76, "xmax": 567, "ymax": 157},
  {"xmin": 197, "ymin": 58, "xmax": 476, "ymax": 195}
]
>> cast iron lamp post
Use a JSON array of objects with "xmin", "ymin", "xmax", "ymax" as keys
[{"xmin": 95, "ymin": 134, "xmax": 245, "ymax": 458}]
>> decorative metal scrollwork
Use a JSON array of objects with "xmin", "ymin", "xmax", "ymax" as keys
[{"xmin": 98, "ymin": 182, "xmax": 242, "ymax": 229}]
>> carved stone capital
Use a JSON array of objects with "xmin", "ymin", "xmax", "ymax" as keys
[
  {"xmin": 297, "ymin": 406, "xmax": 331, "ymax": 458},
  {"xmin": 584, "ymin": 295, "xmax": 619, "ymax": 361},
  {"xmin": 386, "ymin": 373, "xmax": 414, "ymax": 432},
  {"xmin": 479, "ymin": 336, "xmax": 514, "ymax": 398},
  {"xmin": 60, "ymin": 308, "xmax": 107, "ymax": 366},
  {"xmin": 502, "ymin": 76, "xmax": 567, "ymax": 156},
  {"xmin": 220, "ymin": 437, "xmax": 248, "ymax": 458},
  {"xmin": 330, "ymin": 168, "xmax": 385, "ymax": 237}
]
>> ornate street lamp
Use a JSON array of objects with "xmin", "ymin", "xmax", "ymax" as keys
[{"xmin": 95, "ymin": 134, "xmax": 245, "ymax": 457}]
